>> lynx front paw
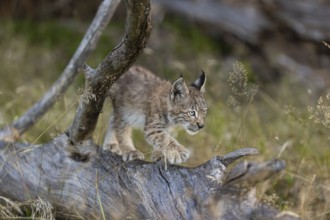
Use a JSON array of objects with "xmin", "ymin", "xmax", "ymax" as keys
[
  {"xmin": 122, "ymin": 150, "xmax": 145, "ymax": 161},
  {"xmin": 103, "ymin": 143, "xmax": 122, "ymax": 155},
  {"xmin": 152, "ymin": 144, "xmax": 190, "ymax": 164}
]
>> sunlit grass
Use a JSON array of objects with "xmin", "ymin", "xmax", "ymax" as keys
[{"xmin": 0, "ymin": 19, "xmax": 329, "ymax": 219}]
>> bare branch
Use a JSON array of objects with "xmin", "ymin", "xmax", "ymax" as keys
[
  {"xmin": 68, "ymin": 0, "xmax": 152, "ymax": 143},
  {"xmin": 223, "ymin": 159, "xmax": 286, "ymax": 187},
  {"xmin": 0, "ymin": 0, "xmax": 121, "ymax": 141},
  {"xmin": 221, "ymin": 147, "xmax": 259, "ymax": 166}
]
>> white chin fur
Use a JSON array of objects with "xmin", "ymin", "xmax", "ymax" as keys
[{"xmin": 186, "ymin": 129, "xmax": 198, "ymax": 136}]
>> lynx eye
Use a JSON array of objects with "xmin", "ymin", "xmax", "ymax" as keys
[{"xmin": 188, "ymin": 111, "xmax": 196, "ymax": 117}]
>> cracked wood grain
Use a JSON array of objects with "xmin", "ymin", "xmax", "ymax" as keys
[{"xmin": 0, "ymin": 137, "xmax": 299, "ymax": 219}]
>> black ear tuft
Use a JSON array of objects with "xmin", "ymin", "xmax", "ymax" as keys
[
  {"xmin": 191, "ymin": 70, "xmax": 206, "ymax": 92},
  {"xmin": 170, "ymin": 76, "xmax": 189, "ymax": 104}
]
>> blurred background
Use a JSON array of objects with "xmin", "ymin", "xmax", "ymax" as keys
[{"xmin": 0, "ymin": 0, "xmax": 329, "ymax": 219}]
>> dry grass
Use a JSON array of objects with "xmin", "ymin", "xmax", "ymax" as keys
[
  {"xmin": 0, "ymin": 19, "xmax": 329, "ymax": 219},
  {"xmin": 0, "ymin": 196, "xmax": 55, "ymax": 219}
]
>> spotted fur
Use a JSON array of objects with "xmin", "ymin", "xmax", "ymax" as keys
[{"xmin": 103, "ymin": 66, "xmax": 207, "ymax": 164}]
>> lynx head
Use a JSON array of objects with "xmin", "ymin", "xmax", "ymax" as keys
[{"xmin": 169, "ymin": 71, "xmax": 207, "ymax": 135}]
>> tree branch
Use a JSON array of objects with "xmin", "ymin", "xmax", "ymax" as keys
[
  {"xmin": 0, "ymin": 0, "xmax": 121, "ymax": 142},
  {"xmin": 68, "ymin": 0, "xmax": 152, "ymax": 143}
]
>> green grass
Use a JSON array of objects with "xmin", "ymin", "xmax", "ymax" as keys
[{"xmin": 0, "ymin": 19, "xmax": 329, "ymax": 219}]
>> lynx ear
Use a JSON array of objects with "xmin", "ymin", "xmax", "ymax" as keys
[
  {"xmin": 191, "ymin": 70, "xmax": 206, "ymax": 92},
  {"xmin": 170, "ymin": 75, "xmax": 189, "ymax": 104}
]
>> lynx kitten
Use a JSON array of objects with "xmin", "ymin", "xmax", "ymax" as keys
[{"xmin": 103, "ymin": 66, "xmax": 207, "ymax": 164}]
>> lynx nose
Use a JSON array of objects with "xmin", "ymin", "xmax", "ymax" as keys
[{"xmin": 197, "ymin": 122, "xmax": 204, "ymax": 129}]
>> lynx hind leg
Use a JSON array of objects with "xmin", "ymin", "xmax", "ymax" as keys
[
  {"xmin": 115, "ymin": 122, "xmax": 144, "ymax": 161},
  {"xmin": 103, "ymin": 115, "xmax": 121, "ymax": 155}
]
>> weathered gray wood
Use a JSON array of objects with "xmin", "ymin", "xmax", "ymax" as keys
[
  {"xmin": 154, "ymin": 0, "xmax": 270, "ymax": 44},
  {"xmin": 155, "ymin": 0, "xmax": 330, "ymax": 43},
  {"xmin": 0, "ymin": 136, "xmax": 299, "ymax": 219},
  {"xmin": 154, "ymin": 0, "xmax": 330, "ymax": 87},
  {"xmin": 263, "ymin": 0, "xmax": 330, "ymax": 42},
  {"xmin": 0, "ymin": 0, "xmax": 121, "ymax": 142}
]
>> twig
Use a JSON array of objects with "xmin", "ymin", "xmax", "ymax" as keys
[{"xmin": 0, "ymin": 0, "xmax": 121, "ymax": 141}]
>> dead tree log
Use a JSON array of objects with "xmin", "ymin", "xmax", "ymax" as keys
[
  {"xmin": 0, "ymin": 137, "xmax": 299, "ymax": 219},
  {"xmin": 154, "ymin": 0, "xmax": 330, "ymax": 87},
  {"xmin": 155, "ymin": 0, "xmax": 330, "ymax": 44}
]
